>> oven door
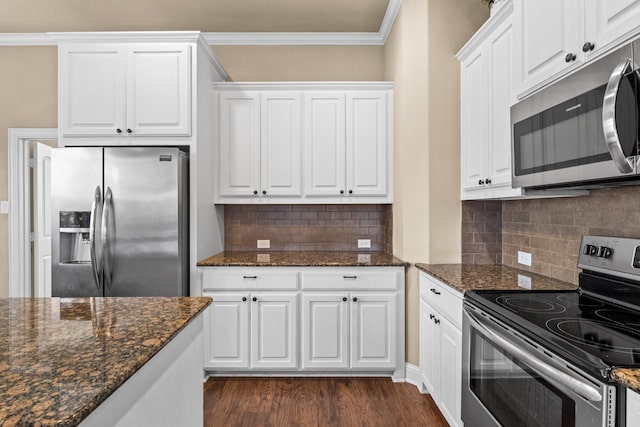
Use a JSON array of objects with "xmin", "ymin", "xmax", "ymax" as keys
[{"xmin": 462, "ymin": 303, "xmax": 615, "ymax": 427}]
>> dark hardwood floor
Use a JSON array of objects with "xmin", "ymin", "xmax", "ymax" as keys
[{"xmin": 203, "ymin": 377, "xmax": 448, "ymax": 427}]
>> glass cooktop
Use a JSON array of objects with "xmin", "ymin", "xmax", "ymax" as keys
[{"xmin": 465, "ymin": 289, "xmax": 640, "ymax": 378}]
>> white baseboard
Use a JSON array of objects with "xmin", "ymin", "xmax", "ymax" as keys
[{"xmin": 405, "ymin": 363, "xmax": 427, "ymax": 393}]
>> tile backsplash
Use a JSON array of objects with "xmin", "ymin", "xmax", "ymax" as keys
[
  {"xmin": 224, "ymin": 204, "xmax": 392, "ymax": 253},
  {"xmin": 461, "ymin": 200, "xmax": 502, "ymax": 265},
  {"xmin": 463, "ymin": 186, "xmax": 640, "ymax": 285}
]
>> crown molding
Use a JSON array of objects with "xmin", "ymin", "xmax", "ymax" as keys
[{"xmin": 0, "ymin": 1, "xmax": 403, "ymax": 47}]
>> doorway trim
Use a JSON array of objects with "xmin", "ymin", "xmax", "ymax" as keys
[{"xmin": 8, "ymin": 128, "xmax": 57, "ymax": 297}]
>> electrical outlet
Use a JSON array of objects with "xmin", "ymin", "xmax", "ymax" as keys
[
  {"xmin": 358, "ymin": 239, "xmax": 371, "ymax": 249},
  {"xmin": 518, "ymin": 251, "xmax": 532, "ymax": 266},
  {"xmin": 357, "ymin": 254, "xmax": 371, "ymax": 263},
  {"xmin": 257, "ymin": 240, "xmax": 270, "ymax": 249},
  {"xmin": 0, "ymin": 201, "xmax": 8, "ymax": 214}
]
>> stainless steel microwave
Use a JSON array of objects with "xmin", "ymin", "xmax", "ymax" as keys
[{"xmin": 511, "ymin": 42, "xmax": 640, "ymax": 189}]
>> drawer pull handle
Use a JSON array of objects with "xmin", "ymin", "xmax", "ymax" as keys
[
  {"xmin": 243, "ymin": 276, "xmax": 258, "ymax": 279},
  {"xmin": 430, "ymin": 288, "xmax": 441, "ymax": 295},
  {"xmin": 434, "ymin": 318, "xmax": 440, "ymax": 325},
  {"xmin": 429, "ymin": 313, "xmax": 434, "ymax": 320},
  {"xmin": 343, "ymin": 275, "xmax": 358, "ymax": 279}
]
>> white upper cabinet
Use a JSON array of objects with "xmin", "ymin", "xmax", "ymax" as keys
[
  {"xmin": 214, "ymin": 83, "xmax": 393, "ymax": 204},
  {"xmin": 515, "ymin": 0, "xmax": 640, "ymax": 98},
  {"xmin": 303, "ymin": 92, "xmax": 347, "ymax": 197},
  {"xmin": 458, "ymin": 3, "xmax": 525, "ymax": 199},
  {"xmin": 60, "ymin": 43, "xmax": 191, "ymax": 138},
  {"xmin": 514, "ymin": 0, "xmax": 582, "ymax": 97},
  {"xmin": 218, "ymin": 91, "xmax": 261, "ymax": 198}
]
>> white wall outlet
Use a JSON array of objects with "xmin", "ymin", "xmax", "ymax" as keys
[
  {"xmin": 358, "ymin": 254, "xmax": 371, "ymax": 263},
  {"xmin": 518, "ymin": 274, "xmax": 532, "ymax": 289},
  {"xmin": 0, "ymin": 201, "xmax": 8, "ymax": 214},
  {"xmin": 358, "ymin": 239, "xmax": 371, "ymax": 249},
  {"xmin": 257, "ymin": 239, "xmax": 270, "ymax": 249},
  {"xmin": 518, "ymin": 251, "xmax": 532, "ymax": 266}
]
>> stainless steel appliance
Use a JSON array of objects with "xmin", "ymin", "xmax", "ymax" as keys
[
  {"xmin": 461, "ymin": 235, "xmax": 640, "ymax": 427},
  {"xmin": 51, "ymin": 147, "xmax": 189, "ymax": 297},
  {"xmin": 511, "ymin": 42, "xmax": 640, "ymax": 189}
]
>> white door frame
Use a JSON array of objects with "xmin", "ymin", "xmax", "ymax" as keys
[{"xmin": 8, "ymin": 128, "xmax": 58, "ymax": 297}]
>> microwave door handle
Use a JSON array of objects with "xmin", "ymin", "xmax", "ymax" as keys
[
  {"xmin": 603, "ymin": 57, "xmax": 635, "ymax": 173},
  {"xmin": 89, "ymin": 186, "xmax": 103, "ymax": 289},
  {"xmin": 464, "ymin": 307, "xmax": 603, "ymax": 403}
]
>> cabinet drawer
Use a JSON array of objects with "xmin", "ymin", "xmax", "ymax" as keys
[
  {"xmin": 419, "ymin": 272, "xmax": 463, "ymax": 328},
  {"xmin": 302, "ymin": 269, "xmax": 399, "ymax": 290},
  {"xmin": 201, "ymin": 268, "xmax": 299, "ymax": 291}
]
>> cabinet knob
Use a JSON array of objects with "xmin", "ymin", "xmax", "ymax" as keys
[
  {"xmin": 582, "ymin": 42, "xmax": 595, "ymax": 52},
  {"xmin": 565, "ymin": 53, "xmax": 577, "ymax": 63},
  {"xmin": 126, "ymin": 128, "xmax": 132, "ymax": 134},
  {"xmin": 262, "ymin": 190, "xmax": 267, "ymax": 195},
  {"xmin": 352, "ymin": 297, "xmax": 358, "ymax": 302},
  {"xmin": 116, "ymin": 128, "xmax": 122, "ymax": 134},
  {"xmin": 486, "ymin": 178, "xmax": 492, "ymax": 184},
  {"xmin": 478, "ymin": 179, "xmax": 485, "ymax": 185},
  {"xmin": 242, "ymin": 297, "xmax": 247, "ymax": 302},
  {"xmin": 252, "ymin": 297, "xmax": 257, "ymax": 302},
  {"xmin": 342, "ymin": 297, "xmax": 347, "ymax": 302},
  {"xmin": 348, "ymin": 190, "xmax": 353, "ymax": 194},
  {"xmin": 253, "ymin": 190, "xmax": 258, "ymax": 195},
  {"xmin": 340, "ymin": 190, "xmax": 345, "ymax": 194}
]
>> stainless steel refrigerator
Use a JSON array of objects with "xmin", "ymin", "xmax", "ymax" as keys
[{"xmin": 51, "ymin": 147, "xmax": 189, "ymax": 297}]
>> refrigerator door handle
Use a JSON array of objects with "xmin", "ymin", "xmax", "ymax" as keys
[
  {"xmin": 102, "ymin": 187, "xmax": 115, "ymax": 289},
  {"xmin": 89, "ymin": 186, "xmax": 103, "ymax": 289}
]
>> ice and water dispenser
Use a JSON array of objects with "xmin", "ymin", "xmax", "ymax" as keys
[{"xmin": 58, "ymin": 211, "xmax": 91, "ymax": 264}]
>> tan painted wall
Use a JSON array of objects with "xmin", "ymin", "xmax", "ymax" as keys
[
  {"xmin": 0, "ymin": 46, "xmax": 58, "ymax": 297},
  {"xmin": 384, "ymin": 0, "xmax": 487, "ymax": 364},
  {"xmin": 212, "ymin": 46, "xmax": 385, "ymax": 81}
]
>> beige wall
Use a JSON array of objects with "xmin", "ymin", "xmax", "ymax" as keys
[
  {"xmin": 384, "ymin": 0, "xmax": 487, "ymax": 364},
  {"xmin": 0, "ymin": 46, "xmax": 58, "ymax": 297},
  {"xmin": 212, "ymin": 46, "xmax": 385, "ymax": 81}
]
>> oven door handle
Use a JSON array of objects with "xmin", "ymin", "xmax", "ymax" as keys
[
  {"xmin": 465, "ymin": 307, "xmax": 603, "ymax": 403},
  {"xmin": 602, "ymin": 57, "xmax": 636, "ymax": 174}
]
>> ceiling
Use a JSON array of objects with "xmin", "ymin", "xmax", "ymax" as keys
[{"xmin": 0, "ymin": 0, "xmax": 391, "ymax": 33}]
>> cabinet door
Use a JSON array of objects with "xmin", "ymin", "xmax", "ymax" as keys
[
  {"xmin": 488, "ymin": 16, "xmax": 515, "ymax": 188},
  {"xmin": 218, "ymin": 91, "xmax": 261, "ymax": 197},
  {"xmin": 350, "ymin": 293, "xmax": 396, "ymax": 369},
  {"xmin": 59, "ymin": 44, "xmax": 126, "ymax": 137},
  {"xmin": 420, "ymin": 299, "xmax": 439, "ymax": 396},
  {"xmin": 584, "ymin": 0, "xmax": 640, "ymax": 60},
  {"xmin": 126, "ymin": 44, "xmax": 191, "ymax": 136},
  {"xmin": 261, "ymin": 92, "xmax": 302, "ymax": 197},
  {"xmin": 250, "ymin": 293, "xmax": 298, "ymax": 369},
  {"xmin": 460, "ymin": 47, "xmax": 489, "ymax": 191},
  {"xmin": 301, "ymin": 294, "xmax": 349, "ymax": 369},
  {"xmin": 514, "ymin": 0, "xmax": 582, "ymax": 96},
  {"xmin": 203, "ymin": 292, "xmax": 250, "ymax": 369},
  {"xmin": 346, "ymin": 92, "xmax": 388, "ymax": 197},
  {"xmin": 303, "ymin": 92, "xmax": 346, "ymax": 197},
  {"xmin": 438, "ymin": 316, "xmax": 463, "ymax": 427}
]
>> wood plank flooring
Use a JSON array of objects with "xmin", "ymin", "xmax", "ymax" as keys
[{"xmin": 203, "ymin": 377, "xmax": 448, "ymax": 427}]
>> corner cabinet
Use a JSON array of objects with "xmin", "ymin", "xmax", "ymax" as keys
[
  {"xmin": 213, "ymin": 83, "xmax": 393, "ymax": 204},
  {"xmin": 59, "ymin": 43, "xmax": 191, "ymax": 138},
  {"xmin": 419, "ymin": 271, "xmax": 463, "ymax": 427},
  {"xmin": 200, "ymin": 266, "xmax": 405, "ymax": 379},
  {"xmin": 514, "ymin": 0, "xmax": 640, "ymax": 99},
  {"xmin": 457, "ymin": 1, "xmax": 524, "ymax": 200}
]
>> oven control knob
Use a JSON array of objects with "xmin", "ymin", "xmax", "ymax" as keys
[
  {"xmin": 598, "ymin": 246, "xmax": 613, "ymax": 258},
  {"xmin": 589, "ymin": 245, "xmax": 599, "ymax": 256}
]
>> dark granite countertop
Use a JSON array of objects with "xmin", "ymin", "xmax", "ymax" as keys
[
  {"xmin": 0, "ymin": 296, "xmax": 211, "ymax": 426},
  {"xmin": 415, "ymin": 263, "xmax": 577, "ymax": 293},
  {"xmin": 610, "ymin": 369, "xmax": 640, "ymax": 394},
  {"xmin": 197, "ymin": 251, "xmax": 409, "ymax": 268}
]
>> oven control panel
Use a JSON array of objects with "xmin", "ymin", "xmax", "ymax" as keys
[{"xmin": 578, "ymin": 235, "xmax": 640, "ymax": 281}]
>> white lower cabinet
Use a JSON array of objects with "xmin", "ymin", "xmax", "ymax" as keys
[
  {"xmin": 629, "ymin": 389, "xmax": 640, "ymax": 425},
  {"xmin": 201, "ymin": 266, "xmax": 405, "ymax": 377},
  {"xmin": 419, "ymin": 272, "xmax": 463, "ymax": 427}
]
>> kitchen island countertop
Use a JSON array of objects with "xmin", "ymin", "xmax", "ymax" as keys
[
  {"xmin": 197, "ymin": 251, "xmax": 408, "ymax": 268},
  {"xmin": 0, "ymin": 296, "xmax": 211, "ymax": 426}
]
